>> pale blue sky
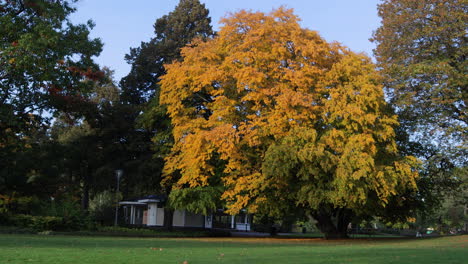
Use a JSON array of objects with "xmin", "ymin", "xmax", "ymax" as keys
[{"xmin": 70, "ymin": 0, "xmax": 382, "ymax": 82}]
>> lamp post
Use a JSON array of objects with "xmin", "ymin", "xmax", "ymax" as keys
[{"xmin": 114, "ymin": 169, "xmax": 123, "ymax": 226}]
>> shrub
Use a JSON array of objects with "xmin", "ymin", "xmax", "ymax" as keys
[
  {"xmin": 94, "ymin": 226, "xmax": 231, "ymax": 238},
  {"xmin": 7, "ymin": 214, "xmax": 64, "ymax": 231},
  {"xmin": 46, "ymin": 196, "xmax": 92, "ymax": 231},
  {"xmin": 0, "ymin": 226, "xmax": 36, "ymax": 234},
  {"xmin": 0, "ymin": 212, "xmax": 11, "ymax": 225},
  {"xmin": 89, "ymin": 191, "xmax": 118, "ymax": 226}
]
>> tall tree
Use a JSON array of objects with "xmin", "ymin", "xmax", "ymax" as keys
[
  {"xmin": 50, "ymin": 68, "xmax": 164, "ymax": 210},
  {"xmin": 371, "ymin": 0, "xmax": 467, "ymax": 158},
  {"xmin": 0, "ymin": 0, "xmax": 102, "ymax": 201},
  {"xmin": 160, "ymin": 8, "xmax": 419, "ymax": 238},
  {"xmin": 50, "ymin": 68, "xmax": 122, "ymax": 210},
  {"xmin": 120, "ymin": 0, "xmax": 214, "ymax": 104},
  {"xmin": 119, "ymin": 0, "xmax": 215, "ymax": 229},
  {"xmin": 372, "ymin": 0, "xmax": 467, "ymax": 227}
]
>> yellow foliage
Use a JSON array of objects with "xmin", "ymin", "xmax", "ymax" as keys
[{"xmin": 160, "ymin": 8, "xmax": 419, "ymax": 215}]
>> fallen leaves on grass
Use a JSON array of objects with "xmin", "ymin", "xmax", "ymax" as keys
[{"xmin": 150, "ymin": 247, "xmax": 164, "ymax": 251}]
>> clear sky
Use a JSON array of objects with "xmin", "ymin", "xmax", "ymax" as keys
[{"xmin": 70, "ymin": 0, "xmax": 382, "ymax": 82}]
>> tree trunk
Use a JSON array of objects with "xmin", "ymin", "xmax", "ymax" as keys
[
  {"xmin": 280, "ymin": 216, "xmax": 295, "ymax": 233},
  {"xmin": 81, "ymin": 164, "xmax": 90, "ymax": 211},
  {"xmin": 163, "ymin": 208, "xmax": 174, "ymax": 231},
  {"xmin": 81, "ymin": 180, "xmax": 89, "ymax": 211},
  {"xmin": 312, "ymin": 208, "xmax": 352, "ymax": 239},
  {"xmin": 267, "ymin": 217, "xmax": 277, "ymax": 236},
  {"xmin": 464, "ymin": 203, "xmax": 467, "ymax": 232}
]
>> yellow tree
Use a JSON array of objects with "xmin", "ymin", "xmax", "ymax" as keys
[{"xmin": 160, "ymin": 8, "xmax": 419, "ymax": 238}]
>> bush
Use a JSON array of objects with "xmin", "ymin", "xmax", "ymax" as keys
[
  {"xmin": 92, "ymin": 226, "xmax": 231, "ymax": 238},
  {"xmin": 7, "ymin": 214, "xmax": 64, "ymax": 231},
  {"xmin": 0, "ymin": 212, "xmax": 10, "ymax": 225},
  {"xmin": 0, "ymin": 226, "xmax": 36, "ymax": 234},
  {"xmin": 89, "ymin": 191, "xmax": 118, "ymax": 226},
  {"xmin": 41, "ymin": 196, "xmax": 93, "ymax": 231},
  {"xmin": 206, "ymin": 229, "xmax": 231, "ymax": 237}
]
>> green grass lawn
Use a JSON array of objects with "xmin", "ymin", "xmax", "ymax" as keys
[{"xmin": 0, "ymin": 234, "xmax": 466, "ymax": 264}]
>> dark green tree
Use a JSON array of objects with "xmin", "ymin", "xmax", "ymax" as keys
[
  {"xmin": 372, "ymin": 0, "xmax": 467, "ymax": 227},
  {"xmin": 119, "ymin": 0, "xmax": 215, "ymax": 230},
  {"xmin": 49, "ymin": 68, "xmax": 165, "ymax": 211},
  {"xmin": 120, "ymin": 0, "xmax": 214, "ymax": 104},
  {"xmin": 371, "ymin": 0, "xmax": 467, "ymax": 157},
  {"xmin": 0, "ymin": 0, "xmax": 102, "ymax": 203}
]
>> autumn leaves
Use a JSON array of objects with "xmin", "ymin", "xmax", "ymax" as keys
[{"xmin": 158, "ymin": 6, "xmax": 419, "ymax": 231}]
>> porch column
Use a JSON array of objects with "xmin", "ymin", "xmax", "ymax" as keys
[
  {"xmin": 205, "ymin": 215, "xmax": 212, "ymax": 229},
  {"xmin": 231, "ymin": 215, "xmax": 235, "ymax": 229},
  {"xmin": 154, "ymin": 203, "xmax": 158, "ymax": 226},
  {"xmin": 130, "ymin": 205, "xmax": 135, "ymax": 225},
  {"xmin": 182, "ymin": 210, "xmax": 186, "ymax": 227}
]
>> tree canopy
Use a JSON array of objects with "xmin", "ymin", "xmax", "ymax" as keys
[
  {"xmin": 0, "ymin": 0, "xmax": 102, "ymax": 199},
  {"xmin": 120, "ymin": 0, "xmax": 214, "ymax": 105},
  {"xmin": 372, "ymin": 0, "xmax": 467, "ymax": 231},
  {"xmin": 160, "ymin": 8, "xmax": 419, "ymax": 238},
  {"xmin": 118, "ymin": 0, "xmax": 215, "ymax": 230},
  {"xmin": 372, "ymin": 0, "xmax": 467, "ymax": 156}
]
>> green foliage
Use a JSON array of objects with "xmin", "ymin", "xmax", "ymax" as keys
[
  {"xmin": 169, "ymin": 186, "xmax": 223, "ymax": 215},
  {"xmin": 372, "ymin": 0, "xmax": 467, "ymax": 234},
  {"xmin": 36, "ymin": 196, "xmax": 91, "ymax": 230},
  {"xmin": 120, "ymin": 0, "xmax": 214, "ymax": 104},
  {"xmin": 94, "ymin": 226, "xmax": 228, "ymax": 237},
  {"xmin": 6, "ymin": 214, "xmax": 64, "ymax": 231},
  {"xmin": 89, "ymin": 191, "xmax": 119, "ymax": 225},
  {"xmin": 98, "ymin": 226, "xmax": 162, "ymax": 235},
  {"xmin": 0, "ymin": 0, "xmax": 102, "ymax": 209},
  {"xmin": 0, "ymin": 195, "xmax": 41, "ymax": 215},
  {"xmin": 372, "ymin": 0, "xmax": 467, "ymax": 158},
  {"xmin": 0, "ymin": 0, "xmax": 102, "ymax": 148},
  {"xmin": 47, "ymin": 69, "xmax": 147, "ymax": 209},
  {"xmin": 0, "ymin": 225, "xmax": 36, "ymax": 234},
  {"xmin": 421, "ymin": 166, "xmax": 467, "ymax": 232}
]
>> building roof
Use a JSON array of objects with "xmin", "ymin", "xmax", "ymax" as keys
[{"xmin": 119, "ymin": 194, "xmax": 166, "ymax": 205}]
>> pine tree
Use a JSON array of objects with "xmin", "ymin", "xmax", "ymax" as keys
[
  {"xmin": 120, "ymin": 0, "xmax": 214, "ymax": 104},
  {"xmin": 119, "ymin": 0, "xmax": 215, "ymax": 230}
]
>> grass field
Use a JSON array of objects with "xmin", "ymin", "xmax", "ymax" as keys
[{"xmin": 0, "ymin": 234, "xmax": 466, "ymax": 264}]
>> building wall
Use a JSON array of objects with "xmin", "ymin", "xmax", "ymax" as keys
[
  {"xmin": 155, "ymin": 208, "xmax": 205, "ymax": 228},
  {"xmin": 147, "ymin": 203, "xmax": 157, "ymax": 226},
  {"xmin": 184, "ymin": 211, "xmax": 205, "ymax": 228},
  {"xmin": 143, "ymin": 210, "xmax": 148, "ymax": 225},
  {"xmin": 156, "ymin": 208, "xmax": 165, "ymax": 226},
  {"xmin": 172, "ymin": 210, "xmax": 185, "ymax": 227}
]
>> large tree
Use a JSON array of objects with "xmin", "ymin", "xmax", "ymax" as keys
[
  {"xmin": 119, "ymin": 0, "xmax": 215, "ymax": 229},
  {"xmin": 372, "ymin": 0, "xmax": 467, "ymax": 229},
  {"xmin": 371, "ymin": 0, "xmax": 467, "ymax": 157},
  {"xmin": 0, "ymin": 0, "xmax": 102, "ymax": 200},
  {"xmin": 120, "ymin": 0, "xmax": 214, "ymax": 104},
  {"xmin": 160, "ymin": 8, "xmax": 419, "ymax": 238}
]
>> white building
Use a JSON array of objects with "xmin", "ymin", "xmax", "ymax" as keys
[{"xmin": 119, "ymin": 195, "xmax": 252, "ymax": 231}]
